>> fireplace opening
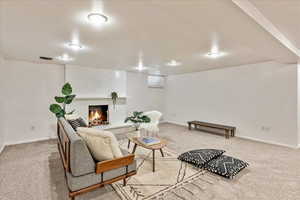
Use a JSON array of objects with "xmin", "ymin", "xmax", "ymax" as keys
[{"xmin": 88, "ymin": 105, "xmax": 109, "ymax": 127}]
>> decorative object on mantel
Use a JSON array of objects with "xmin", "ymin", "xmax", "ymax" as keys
[
  {"xmin": 124, "ymin": 111, "xmax": 151, "ymax": 131},
  {"xmin": 49, "ymin": 82, "xmax": 76, "ymax": 118},
  {"xmin": 110, "ymin": 91, "xmax": 118, "ymax": 109}
]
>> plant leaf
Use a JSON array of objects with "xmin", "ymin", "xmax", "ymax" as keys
[
  {"xmin": 67, "ymin": 110, "xmax": 75, "ymax": 115},
  {"xmin": 124, "ymin": 117, "xmax": 130, "ymax": 123},
  {"xmin": 111, "ymin": 91, "xmax": 118, "ymax": 99},
  {"xmin": 55, "ymin": 96, "xmax": 65, "ymax": 103},
  {"xmin": 65, "ymin": 95, "xmax": 76, "ymax": 104},
  {"xmin": 56, "ymin": 110, "xmax": 66, "ymax": 118},
  {"xmin": 62, "ymin": 82, "xmax": 72, "ymax": 95},
  {"xmin": 49, "ymin": 104, "xmax": 63, "ymax": 114}
]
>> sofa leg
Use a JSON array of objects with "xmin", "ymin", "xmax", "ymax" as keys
[{"xmin": 123, "ymin": 178, "xmax": 127, "ymax": 186}]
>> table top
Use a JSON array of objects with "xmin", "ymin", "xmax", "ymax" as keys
[{"xmin": 128, "ymin": 136, "xmax": 167, "ymax": 150}]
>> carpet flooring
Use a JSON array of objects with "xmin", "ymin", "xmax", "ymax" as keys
[
  {"xmin": 113, "ymin": 140, "xmax": 220, "ymax": 200},
  {"xmin": 0, "ymin": 123, "xmax": 299, "ymax": 200}
]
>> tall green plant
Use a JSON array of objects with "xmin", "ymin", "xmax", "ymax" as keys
[{"xmin": 49, "ymin": 82, "xmax": 76, "ymax": 118}]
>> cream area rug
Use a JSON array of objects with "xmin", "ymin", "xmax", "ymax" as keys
[{"xmin": 112, "ymin": 140, "xmax": 220, "ymax": 200}]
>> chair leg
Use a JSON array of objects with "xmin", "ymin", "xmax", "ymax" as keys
[
  {"xmin": 127, "ymin": 140, "xmax": 130, "ymax": 149},
  {"xmin": 69, "ymin": 194, "xmax": 75, "ymax": 200}
]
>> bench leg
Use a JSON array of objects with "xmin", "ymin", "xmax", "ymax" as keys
[
  {"xmin": 188, "ymin": 123, "xmax": 191, "ymax": 130},
  {"xmin": 123, "ymin": 178, "xmax": 127, "ymax": 186},
  {"xmin": 225, "ymin": 130, "xmax": 230, "ymax": 139}
]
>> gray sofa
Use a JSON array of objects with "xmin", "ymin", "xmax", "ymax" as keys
[{"xmin": 57, "ymin": 117, "xmax": 137, "ymax": 199}]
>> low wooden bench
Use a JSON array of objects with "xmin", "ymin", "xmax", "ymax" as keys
[{"xmin": 187, "ymin": 120, "xmax": 236, "ymax": 139}]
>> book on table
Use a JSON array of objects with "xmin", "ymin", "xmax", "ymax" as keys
[{"xmin": 138, "ymin": 137, "xmax": 161, "ymax": 146}]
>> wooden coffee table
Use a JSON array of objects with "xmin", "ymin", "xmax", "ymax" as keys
[{"xmin": 127, "ymin": 136, "xmax": 167, "ymax": 172}]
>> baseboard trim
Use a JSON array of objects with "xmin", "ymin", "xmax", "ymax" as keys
[
  {"xmin": 236, "ymin": 135, "xmax": 298, "ymax": 149},
  {"xmin": 165, "ymin": 121, "xmax": 298, "ymax": 149},
  {"xmin": 5, "ymin": 136, "xmax": 57, "ymax": 146},
  {"xmin": 164, "ymin": 120, "xmax": 187, "ymax": 127}
]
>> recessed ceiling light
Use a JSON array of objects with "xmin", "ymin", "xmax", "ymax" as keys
[
  {"xmin": 56, "ymin": 54, "xmax": 73, "ymax": 62},
  {"xmin": 166, "ymin": 60, "xmax": 181, "ymax": 67},
  {"xmin": 67, "ymin": 43, "xmax": 83, "ymax": 51},
  {"xmin": 206, "ymin": 51, "xmax": 224, "ymax": 58},
  {"xmin": 87, "ymin": 13, "xmax": 108, "ymax": 25}
]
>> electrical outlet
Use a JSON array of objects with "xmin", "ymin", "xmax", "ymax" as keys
[
  {"xmin": 261, "ymin": 126, "xmax": 271, "ymax": 132},
  {"xmin": 30, "ymin": 126, "xmax": 36, "ymax": 131},
  {"xmin": 265, "ymin": 127, "xmax": 271, "ymax": 132}
]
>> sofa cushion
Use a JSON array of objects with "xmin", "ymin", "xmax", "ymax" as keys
[
  {"xmin": 77, "ymin": 127, "xmax": 123, "ymax": 161},
  {"xmin": 66, "ymin": 159, "xmax": 137, "ymax": 192},
  {"xmin": 58, "ymin": 118, "xmax": 96, "ymax": 176}
]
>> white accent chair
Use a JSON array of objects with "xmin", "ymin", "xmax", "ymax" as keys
[{"xmin": 139, "ymin": 111, "xmax": 162, "ymax": 137}]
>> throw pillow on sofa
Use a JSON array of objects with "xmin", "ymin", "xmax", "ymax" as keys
[
  {"xmin": 66, "ymin": 114, "xmax": 88, "ymax": 131},
  {"xmin": 77, "ymin": 127, "xmax": 123, "ymax": 161},
  {"xmin": 178, "ymin": 149, "xmax": 225, "ymax": 167}
]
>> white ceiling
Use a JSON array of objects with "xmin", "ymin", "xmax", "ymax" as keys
[
  {"xmin": 0, "ymin": 0, "xmax": 299, "ymax": 75},
  {"xmin": 250, "ymin": 0, "xmax": 300, "ymax": 50}
]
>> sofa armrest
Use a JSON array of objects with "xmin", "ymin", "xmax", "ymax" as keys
[{"xmin": 95, "ymin": 154, "xmax": 135, "ymax": 174}]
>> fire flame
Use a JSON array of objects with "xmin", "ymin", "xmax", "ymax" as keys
[{"xmin": 91, "ymin": 110, "xmax": 101, "ymax": 121}]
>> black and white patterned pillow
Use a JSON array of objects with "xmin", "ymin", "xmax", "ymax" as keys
[
  {"xmin": 178, "ymin": 149, "xmax": 225, "ymax": 167},
  {"xmin": 68, "ymin": 118, "xmax": 88, "ymax": 131},
  {"xmin": 204, "ymin": 155, "xmax": 249, "ymax": 179}
]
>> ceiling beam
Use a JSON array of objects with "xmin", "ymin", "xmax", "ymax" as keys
[{"xmin": 232, "ymin": 0, "xmax": 300, "ymax": 58}]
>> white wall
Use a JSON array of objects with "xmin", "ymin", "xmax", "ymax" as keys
[
  {"xmin": 1, "ymin": 60, "xmax": 298, "ymax": 148},
  {"xmin": 65, "ymin": 67, "xmax": 165, "ymax": 126},
  {"xmin": 1, "ymin": 60, "xmax": 64, "ymax": 145},
  {"xmin": 65, "ymin": 65, "xmax": 127, "ymax": 98},
  {"xmin": 0, "ymin": 54, "xmax": 5, "ymax": 152},
  {"xmin": 0, "ymin": 62, "xmax": 165, "ymax": 145},
  {"xmin": 298, "ymin": 61, "xmax": 300, "ymax": 147},
  {"xmin": 127, "ymin": 72, "xmax": 165, "ymax": 118},
  {"xmin": 165, "ymin": 61, "xmax": 298, "ymax": 148}
]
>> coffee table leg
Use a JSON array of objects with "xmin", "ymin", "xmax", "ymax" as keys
[
  {"xmin": 159, "ymin": 148, "xmax": 164, "ymax": 157},
  {"xmin": 127, "ymin": 140, "xmax": 130, "ymax": 149},
  {"xmin": 132, "ymin": 144, "xmax": 137, "ymax": 154},
  {"xmin": 152, "ymin": 150, "xmax": 155, "ymax": 172}
]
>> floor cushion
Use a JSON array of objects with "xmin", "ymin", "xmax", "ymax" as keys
[
  {"xmin": 204, "ymin": 155, "xmax": 249, "ymax": 179},
  {"xmin": 77, "ymin": 127, "xmax": 123, "ymax": 161},
  {"xmin": 178, "ymin": 149, "xmax": 225, "ymax": 167}
]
